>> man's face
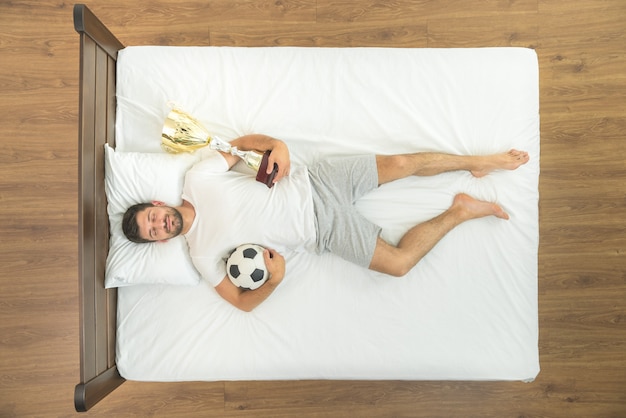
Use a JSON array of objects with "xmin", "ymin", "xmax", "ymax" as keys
[{"xmin": 136, "ymin": 204, "xmax": 183, "ymax": 242}]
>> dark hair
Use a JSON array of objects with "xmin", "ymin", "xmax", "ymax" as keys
[{"xmin": 122, "ymin": 202, "xmax": 155, "ymax": 243}]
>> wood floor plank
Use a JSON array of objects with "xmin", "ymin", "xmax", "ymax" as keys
[
  {"xmin": 317, "ymin": 0, "xmax": 538, "ymax": 23},
  {"xmin": 85, "ymin": 0, "xmax": 317, "ymax": 29},
  {"xmin": 539, "ymin": 51, "xmax": 626, "ymax": 85},
  {"xmin": 224, "ymin": 379, "xmax": 543, "ymax": 416},
  {"xmin": 82, "ymin": 381, "xmax": 227, "ymax": 415},
  {"xmin": 538, "ymin": 0, "xmax": 626, "ymax": 49},
  {"xmin": 427, "ymin": 15, "xmax": 538, "ymax": 48},
  {"xmin": 209, "ymin": 22, "xmax": 428, "ymax": 47}
]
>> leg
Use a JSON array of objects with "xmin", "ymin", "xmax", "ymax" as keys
[
  {"xmin": 368, "ymin": 194, "xmax": 508, "ymax": 277},
  {"xmin": 376, "ymin": 149, "xmax": 529, "ymax": 185}
]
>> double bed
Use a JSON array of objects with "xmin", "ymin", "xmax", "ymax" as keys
[{"xmin": 73, "ymin": 4, "xmax": 540, "ymax": 412}]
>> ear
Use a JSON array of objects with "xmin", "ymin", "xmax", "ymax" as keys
[{"xmin": 152, "ymin": 200, "xmax": 166, "ymax": 206}]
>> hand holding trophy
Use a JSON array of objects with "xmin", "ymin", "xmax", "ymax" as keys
[{"xmin": 161, "ymin": 108, "xmax": 278, "ymax": 188}]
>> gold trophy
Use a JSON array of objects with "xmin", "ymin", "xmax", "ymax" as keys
[{"xmin": 161, "ymin": 108, "xmax": 278, "ymax": 187}]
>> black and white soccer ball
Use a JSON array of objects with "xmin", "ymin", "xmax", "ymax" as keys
[{"xmin": 226, "ymin": 244, "xmax": 269, "ymax": 290}]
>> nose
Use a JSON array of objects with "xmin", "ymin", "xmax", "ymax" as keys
[
  {"xmin": 150, "ymin": 213, "xmax": 166, "ymax": 234},
  {"xmin": 157, "ymin": 214, "xmax": 167, "ymax": 231}
]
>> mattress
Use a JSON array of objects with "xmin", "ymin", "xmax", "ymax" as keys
[{"xmin": 114, "ymin": 46, "xmax": 540, "ymax": 381}]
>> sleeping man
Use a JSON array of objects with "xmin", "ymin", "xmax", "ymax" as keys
[{"xmin": 122, "ymin": 134, "xmax": 529, "ymax": 312}]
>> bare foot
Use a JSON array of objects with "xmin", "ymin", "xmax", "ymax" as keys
[
  {"xmin": 452, "ymin": 193, "xmax": 509, "ymax": 221},
  {"xmin": 471, "ymin": 149, "xmax": 530, "ymax": 178}
]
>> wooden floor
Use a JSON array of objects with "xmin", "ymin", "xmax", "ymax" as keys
[{"xmin": 1, "ymin": 0, "xmax": 624, "ymax": 416}]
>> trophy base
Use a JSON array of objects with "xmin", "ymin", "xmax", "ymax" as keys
[{"xmin": 256, "ymin": 150, "xmax": 279, "ymax": 188}]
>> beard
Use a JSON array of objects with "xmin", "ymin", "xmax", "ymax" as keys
[{"xmin": 165, "ymin": 207, "xmax": 184, "ymax": 238}]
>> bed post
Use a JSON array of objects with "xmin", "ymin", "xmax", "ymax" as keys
[{"xmin": 73, "ymin": 4, "xmax": 125, "ymax": 412}]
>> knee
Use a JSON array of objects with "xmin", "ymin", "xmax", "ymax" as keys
[
  {"xmin": 386, "ymin": 262, "xmax": 412, "ymax": 278},
  {"xmin": 372, "ymin": 257, "xmax": 413, "ymax": 277},
  {"xmin": 369, "ymin": 239, "xmax": 416, "ymax": 277},
  {"xmin": 387, "ymin": 154, "xmax": 411, "ymax": 172},
  {"xmin": 376, "ymin": 154, "xmax": 416, "ymax": 185},
  {"xmin": 377, "ymin": 154, "xmax": 410, "ymax": 174}
]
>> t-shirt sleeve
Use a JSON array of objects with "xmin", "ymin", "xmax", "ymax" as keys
[{"xmin": 188, "ymin": 254, "xmax": 228, "ymax": 287}]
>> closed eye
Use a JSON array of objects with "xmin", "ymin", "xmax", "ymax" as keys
[{"xmin": 147, "ymin": 210, "xmax": 156, "ymax": 239}]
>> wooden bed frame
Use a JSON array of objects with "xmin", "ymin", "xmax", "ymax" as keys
[{"xmin": 73, "ymin": 4, "xmax": 125, "ymax": 412}]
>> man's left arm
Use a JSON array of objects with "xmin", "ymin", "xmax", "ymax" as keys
[
  {"xmin": 225, "ymin": 134, "xmax": 291, "ymax": 184},
  {"xmin": 214, "ymin": 248, "xmax": 286, "ymax": 311}
]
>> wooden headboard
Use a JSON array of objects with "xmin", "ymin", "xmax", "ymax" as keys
[{"xmin": 73, "ymin": 4, "xmax": 125, "ymax": 412}]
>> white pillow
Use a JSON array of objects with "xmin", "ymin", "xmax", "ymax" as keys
[{"xmin": 103, "ymin": 144, "xmax": 202, "ymax": 287}]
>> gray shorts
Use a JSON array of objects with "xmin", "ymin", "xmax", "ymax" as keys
[{"xmin": 308, "ymin": 155, "xmax": 381, "ymax": 267}]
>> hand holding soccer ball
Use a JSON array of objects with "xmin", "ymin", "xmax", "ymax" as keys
[
  {"xmin": 226, "ymin": 244, "xmax": 285, "ymax": 290},
  {"xmin": 263, "ymin": 248, "xmax": 285, "ymax": 285}
]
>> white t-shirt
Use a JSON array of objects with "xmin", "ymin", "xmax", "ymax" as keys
[{"xmin": 182, "ymin": 150, "xmax": 317, "ymax": 286}]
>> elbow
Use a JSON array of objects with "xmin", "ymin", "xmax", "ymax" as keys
[
  {"xmin": 232, "ymin": 297, "xmax": 258, "ymax": 312},
  {"xmin": 388, "ymin": 268, "xmax": 410, "ymax": 278},
  {"xmin": 238, "ymin": 304, "xmax": 255, "ymax": 313}
]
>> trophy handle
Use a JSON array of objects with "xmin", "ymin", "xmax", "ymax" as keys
[{"xmin": 255, "ymin": 151, "xmax": 279, "ymax": 188}]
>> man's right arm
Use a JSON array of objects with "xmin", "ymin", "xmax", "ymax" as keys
[
  {"xmin": 225, "ymin": 135, "xmax": 291, "ymax": 184},
  {"xmin": 214, "ymin": 248, "xmax": 285, "ymax": 312}
]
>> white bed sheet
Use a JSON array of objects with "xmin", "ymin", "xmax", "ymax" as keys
[{"xmin": 115, "ymin": 46, "xmax": 540, "ymax": 381}]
